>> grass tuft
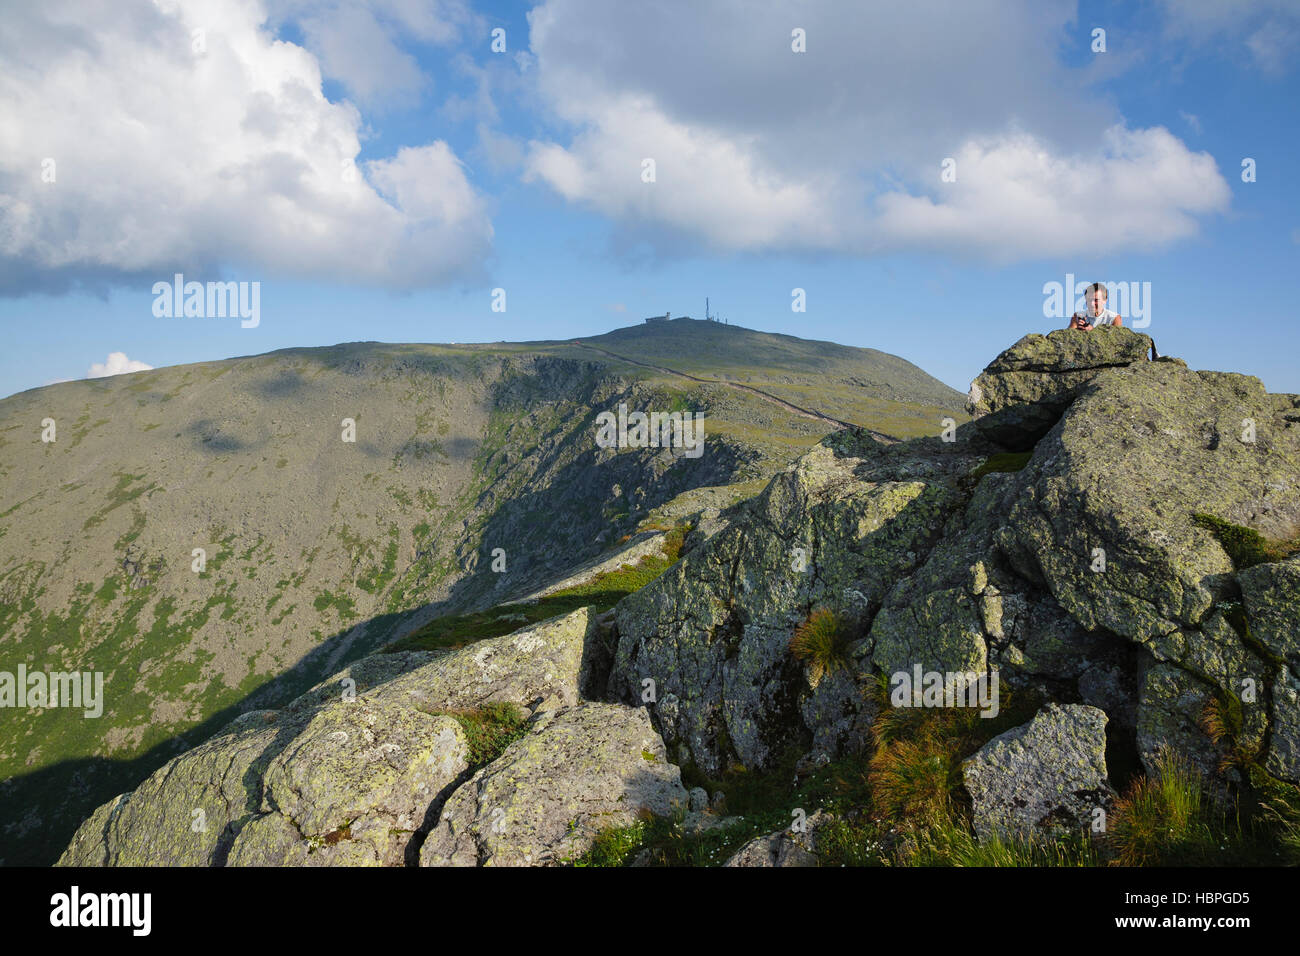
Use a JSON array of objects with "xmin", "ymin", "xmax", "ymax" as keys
[
  {"xmin": 789, "ymin": 608, "xmax": 852, "ymax": 685},
  {"xmin": 1105, "ymin": 747, "xmax": 1215, "ymax": 866},
  {"xmin": 905, "ymin": 817, "xmax": 1098, "ymax": 867},
  {"xmin": 419, "ymin": 701, "xmax": 529, "ymax": 768}
]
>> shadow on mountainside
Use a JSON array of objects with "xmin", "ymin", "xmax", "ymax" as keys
[{"xmin": 0, "ymin": 420, "xmax": 765, "ymax": 866}]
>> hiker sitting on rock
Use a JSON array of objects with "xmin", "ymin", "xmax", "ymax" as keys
[{"xmin": 1067, "ymin": 282, "xmax": 1123, "ymax": 329}]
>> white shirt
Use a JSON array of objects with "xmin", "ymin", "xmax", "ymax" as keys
[{"xmin": 1073, "ymin": 307, "xmax": 1120, "ymax": 327}]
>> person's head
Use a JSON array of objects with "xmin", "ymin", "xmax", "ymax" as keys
[{"xmin": 1085, "ymin": 282, "xmax": 1108, "ymax": 315}]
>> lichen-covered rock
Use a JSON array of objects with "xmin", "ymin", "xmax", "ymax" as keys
[
  {"xmin": 962, "ymin": 704, "xmax": 1113, "ymax": 841},
  {"xmin": 57, "ymin": 707, "xmax": 313, "ymax": 866},
  {"xmin": 724, "ymin": 809, "xmax": 834, "ymax": 867},
  {"xmin": 990, "ymin": 590, "xmax": 1115, "ymax": 680},
  {"xmin": 331, "ymin": 606, "xmax": 595, "ymax": 714},
  {"xmin": 1239, "ymin": 557, "xmax": 1300, "ymax": 671},
  {"xmin": 866, "ymin": 462, "xmax": 1117, "ymax": 702},
  {"xmin": 867, "ymin": 470, "xmax": 1020, "ymax": 679},
  {"xmin": 1136, "ymin": 664, "xmax": 1225, "ymax": 783},
  {"xmin": 226, "ymin": 700, "xmax": 469, "ymax": 867},
  {"xmin": 277, "ymin": 650, "xmax": 445, "ymax": 714},
  {"xmin": 59, "ymin": 609, "xmax": 594, "ymax": 867},
  {"xmin": 1145, "ymin": 611, "xmax": 1271, "ymax": 754},
  {"xmin": 998, "ymin": 361, "xmax": 1300, "ymax": 646},
  {"xmin": 225, "ymin": 812, "xmax": 382, "ymax": 867},
  {"xmin": 797, "ymin": 657, "xmax": 877, "ymax": 760},
  {"xmin": 56, "ymin": 795, "xmax": 132, "ymax": 867},
  {"xmin": 1266, "ymin": 671, "xmax": 1300, "ymax": 784},
  {"xmin": 966, "ymin": 327, "xmax": 1153, "ymax": 447},
  {"xmin": 611, "ymin": 441, "xmax": 970, "ymax": 776},
  {"xmin": 990, "ymin": 357, "xmax": 1300, "ymax": 790},
  {"xmin": 419, "ymin": 702, "xmax": 685, "ymax": 866},
  {"xmin": 870, "ymin": 588, "xmax": 988, "ymax": 678}
]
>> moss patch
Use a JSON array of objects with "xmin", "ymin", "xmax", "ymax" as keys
[
  {"xmin": 1191, "ymin": 513, "xmax": 1298, "ymax": 569},
  {"xmin": 970, "ymin": 451, "xmax": 1032, "ymax": 482}
]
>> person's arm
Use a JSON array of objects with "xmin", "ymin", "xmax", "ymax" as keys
[
  {"xmin": 1112, "ymin": 315, "xmax": 1123, "ymax": 327},
  {"xmin": 1068, "ymin": 313, "xmax": 1092, "ymax": 329}
]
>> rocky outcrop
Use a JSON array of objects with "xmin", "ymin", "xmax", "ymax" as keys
[
  {"xmin": 967, "ymin": 327, "xmax": 1153, "ymax": 447},
  {"xmin": 58, "ymin": 608, "xmax": 680, "ymax": 867},
  {"xmin": 998, "ymin": 363, "xmax": 1299, "ymax": 642},
  {"xmin": 994, "ymin": 357, "xmax": 1299, "ymax": 780},
  {"xmin": 610, "ymin": 330, "xmax": 1300, "ymax": 804},
  {"xmin": 610, "ymin": 440, "xmax": 986, "ymax": 776},
  {"xmin": 419, "ymin": 702, "xmax": 686, "ymax": 866},
  {"xmin": 962, "ymin": 704, "xmax": 1114, "ymax": 841}
]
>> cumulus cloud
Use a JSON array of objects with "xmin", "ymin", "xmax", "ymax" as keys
[
  {"xmin": 0, "ymin": 0, "xmax": 492, "ymax": 296},
  {"xmin": 520, "ymin": 0, "xmax": 1231, "ymax": 262},
  {"xmin": 87, "ymin": 352, "xmax": 154, "ymax": 378},
  {"xmin": 871, "ymin": 126, "xmax": 1230, "ymax": 263}
]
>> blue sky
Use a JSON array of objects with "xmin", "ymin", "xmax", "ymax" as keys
[{"xmin": 2, "ymin": 0, "xmax": 1297, "ymax": 399}]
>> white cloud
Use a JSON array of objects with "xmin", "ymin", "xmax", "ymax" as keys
[
  {"xmin": 269, "ymin": 0, "xmax": 479, "ymax": 107},
  {"xmin": 0, "ymin": 0, "xmax": 492, "ymax": 295},
  {"xmin": 871, "ymin": 127, "xmax": 1230, "ymax": 263},
  {"xmin": 296, "ymin": 4, "xmax": 426, "ymax": 108},
  {"xmin": 87, "ymin": 352, "xmax": 154, "ymax": 378},
  {"xmin": 1178, "ymin": 111, "xmax": 1203, "ymax": 134},
  {"xmin": 520, "ymin": 0, "xmax": 1231, "ymax": 263}
]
